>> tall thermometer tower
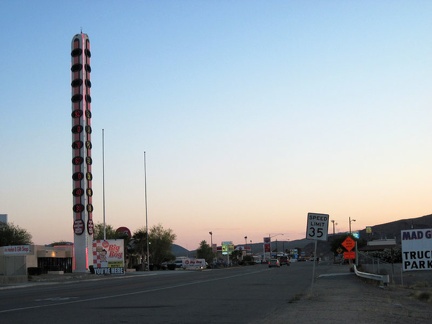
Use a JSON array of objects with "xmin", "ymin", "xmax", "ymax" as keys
[{"xmin": 71, "ymin": 33, "xmax": 94, "ymax": 272}]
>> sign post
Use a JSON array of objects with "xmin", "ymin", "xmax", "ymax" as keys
[{"xmin": 306, "ymin": 212, "xmax": 329, "ymax": 294}]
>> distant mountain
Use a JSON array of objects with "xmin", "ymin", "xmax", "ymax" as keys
[
  {"xmin": 171, "ymin": 214, "xmax": 432, "ymax": 257},
  {"xmin": 358, "ymin": 214, "xmax": 432, "ymax": 243},
  {"xmin": 171, "ymin": 243, "xmax": 191, "ymax": 257}
]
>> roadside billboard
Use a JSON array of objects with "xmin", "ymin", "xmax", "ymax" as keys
[
  {"xmin": 221, "ymin": 241, "xmax": 234, "ymax": 255},
  {"xmin": 263, "ymin": 237, "xmax": 270, "ymax": 253},
  {"xmin": 401, "ymin": 229, "xmax": 432, "ymax": 271},
  {"xmin": 92, "ymin": 239, "xmax": 125, "ymax": 275}
]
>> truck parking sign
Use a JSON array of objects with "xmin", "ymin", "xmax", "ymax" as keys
[
  {"xmin": 401, "ymin": 229, "xmax": 432, "ymax": 271},
  {"xmin": 306, "ymin": 212, "xmax": 329, "ymax": 241}
]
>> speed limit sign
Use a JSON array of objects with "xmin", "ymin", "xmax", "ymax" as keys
[{"xmin": 306, "ymin": 212, "xmax": 329, "ymax": 241}]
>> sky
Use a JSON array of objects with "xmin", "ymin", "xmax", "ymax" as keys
[{"xmin": 0, "ymin": 1, "xmax": 431, "ymax": 250}]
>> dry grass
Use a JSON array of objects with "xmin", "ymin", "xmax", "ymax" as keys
[
  {"xmin": 288, "ymin": 293, "xmax": 303, "ymax": 303},
  {"xmin": 410, "ymin": 290, "xmax": 431, "ymax": 302},
  {"xmin": 409, "ymin": 282, "xmax": 432, "ymax": 303}
]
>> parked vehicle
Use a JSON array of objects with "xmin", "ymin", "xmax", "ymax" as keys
[
  {"xmin": 268, "ymin": 259, "xmax": 280, "ymax": 268},
  {"xmin": 169, "ymin": 258, "xmax": 207, "ymax": 270},
  {"xmin": 174, "ymin": 259, "xmax": 184, "ymax": 268},
  {"xmin": 278, "ymin": 256, "xmax": 290, "ymax": 266}
]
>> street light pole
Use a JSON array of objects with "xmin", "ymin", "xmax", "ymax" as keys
[
  {"xmin": 244, "ymin": 236, "xmax": 248, "ymax": 260},
  {"xmin": 268, "ymin": 233, "xmax": 284, "ymax": 259},
  {"xmin": 102, "ymin": 129, "xmax": 106, "ymax": 240},
  {"xmin": 144, "ymin": 151, "xmax": 150, "ymax": 271},
  {"xmin": 331, "ymin": 220, "xmax": 337, "ymax": 236},
  {"xmin": 209, "ymin": 231, "xmax": 213, "ymax": 267},
  {"xmin": 348, "ymin": 217, "xmax": 357, "ymax": 267},
  {"xmin": 331, "ymin": 220, "xmax": 338, "ymax": 263},
  {"xmin": 282, "ymin": 239, "xmax": 290, "ymax": 255},
  {"xmin": 349, "ymin": 217, "xmax": 356, "ymax": 233}
]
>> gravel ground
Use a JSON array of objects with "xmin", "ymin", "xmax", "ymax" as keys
[{"xmin": 257, "ymin": 263, "xmax": 432, "ymax": 324}]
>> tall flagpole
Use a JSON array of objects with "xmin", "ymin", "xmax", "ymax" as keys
[
  {"xmin": 102, "ymin": 129, "xmax": 106, "ymax": 240},
  {"xmin": 144, "ymin": 151, "xmax": 150, "ymax": 271}
]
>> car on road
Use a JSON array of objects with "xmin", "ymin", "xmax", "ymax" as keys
[
  {"xmin": 162, "ymin": 260, "xmax": 183, "ymax": 270},
  {"xmin": 268, "ymin": 259, "xmax": 280, "ymax": 268},
  {"xmin": 278, "ymin": 256, "xmax": 290, "ymax": 266}
]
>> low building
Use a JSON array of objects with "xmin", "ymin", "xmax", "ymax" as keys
[
  {"xmin": 0, "ymin": 244, "xmax": 73, "ymax": 276},
  {"xmin": 359, "ymin": 239, "xmax": 397, "ymax": 252}
]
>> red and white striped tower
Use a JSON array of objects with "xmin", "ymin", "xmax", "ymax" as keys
[{"xmin": 71, "ymin": 33, "xmax": 94, "ymax": 272}]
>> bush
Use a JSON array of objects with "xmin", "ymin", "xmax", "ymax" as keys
[
  {"xmin": 370, "ymin": 248, "xmax": 402, "ymax": 263},
  {"xmin": 28, "ymin": 267, "xmax": 42, "ymax": 276},
  {"xmin": 133, "ymin": 264, "xmax": 145, "ymax": 271}
]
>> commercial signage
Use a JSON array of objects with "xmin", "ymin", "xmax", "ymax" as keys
[
  {"xmin": 116, "ymin": 226, "xmax": 132, "ymax": 238},
  {"xmin": 306, "ymin": 212, "xmax": 329, "ymax": 241},
  {"xmin": 71, "ymin": 33, "xmax": 94, "ymax": 236},
  {"xmin": 263, "ymin": 237, "xmax": 270, "ymax": 253},
  {"xmin": 92, "ymin": 239, "xmax": 125, "ymax": 275},
  {"xmin": 2, "ymin": 245, "xmax": 31, "ymax": 255},
  {"xmin": 221, "ymin": 241, "xmax": 234, "ymax": 255},
  {"xmin": 401, "ymin": 229, "xmax": 432, "ymax": 271}
]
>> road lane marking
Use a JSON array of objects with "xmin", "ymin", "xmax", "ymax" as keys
[
  {"xmin": 318, "ymin": 273, "xmax": 354, "ymax": 278},
  {"xmin": 0, "ymin": 268, "xmax": 269, "ymax": 314}
]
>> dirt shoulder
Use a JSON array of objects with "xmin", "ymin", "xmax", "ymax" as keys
[
  {"xmin": 258, "ymin": 263, "xmax": 432, "ymax": 324},
  {"xmin": 28, "ymin": 272, "xmax": 97, "ymax": 282}
]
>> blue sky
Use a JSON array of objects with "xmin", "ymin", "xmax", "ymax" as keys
[{"xmin": 0, "ymin": 1, "xmax": 431, "ymax": 249}]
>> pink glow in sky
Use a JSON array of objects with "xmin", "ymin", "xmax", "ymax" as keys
[{"xmin": 0, "ymin": 1, "xmax": 431, "ymax": 250}]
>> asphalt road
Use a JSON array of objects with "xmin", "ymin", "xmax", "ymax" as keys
[{"xmin": 0, "ymin": 262, "xmax": 313, "ymax": 324}]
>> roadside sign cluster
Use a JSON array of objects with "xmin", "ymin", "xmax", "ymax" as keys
[{"xmin": 342, "ymin": 236, "xmax": 356, "ymax": 259}]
